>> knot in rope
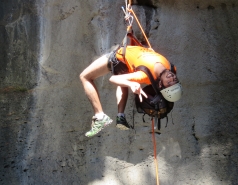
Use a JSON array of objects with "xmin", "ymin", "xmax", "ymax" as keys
[{"xmin": 122, "ymin": 5, "xmax": 133, "ymax": 26}]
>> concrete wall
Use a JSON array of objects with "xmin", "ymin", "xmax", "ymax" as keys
[{"xmin": 0, "ymin": 0, "xmax": 238, "ymax": 184}]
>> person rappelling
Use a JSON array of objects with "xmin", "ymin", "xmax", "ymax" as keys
[{"xmin": 79, "ymin": 1, "xmax": 182, "ymax": 137}]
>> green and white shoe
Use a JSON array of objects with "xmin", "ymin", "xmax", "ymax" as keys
[{"xmin": 85, "ymin": 114, "xmax": 113, "ymax": 137}]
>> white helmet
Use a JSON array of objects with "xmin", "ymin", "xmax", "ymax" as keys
[{"xmin": 160, "ymin": 83, "xmax": 182, "ymax": 102}]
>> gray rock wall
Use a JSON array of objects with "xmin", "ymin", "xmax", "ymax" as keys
[{"xmin": 0, "ymin": 0, "xmax": 238, "ymax": 185}]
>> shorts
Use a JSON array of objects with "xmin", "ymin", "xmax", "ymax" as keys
[{"xmin": 107, "ymin": 51, "xmax": 129, "ymax": 75}]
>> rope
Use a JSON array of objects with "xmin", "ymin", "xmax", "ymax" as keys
[
  {"xmin": 123, "ymin": 1, "xmax": 152, "ymax": 48},
  {"xmin": 152, "ymin": 118, "xmax": 160, "ymax": 185},
  {"xmin": 123, "ymin": 2, "xmax": 158, "ymax": 184},
  {"xmin": 129, "ymin": 9, "xmax": 152, "ymax": 48}
]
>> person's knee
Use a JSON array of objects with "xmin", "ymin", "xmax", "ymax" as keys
[
  {"xmin": 79, "ymin": 70, "xmax": 94, "ymax": 83},
  {"xmin": 79, "ymin": 71, "xmax": 86, "ymax": 82}
]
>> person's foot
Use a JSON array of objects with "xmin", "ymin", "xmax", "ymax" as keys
[
  {"xmin": 116, "ymin": 116, "xmax": 130, "ymax": 130},
  {"xmin": 85, "ymin": 114, "xmax": 113, "ymax": 137}
]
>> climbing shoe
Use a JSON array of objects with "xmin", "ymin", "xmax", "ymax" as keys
[
  {"xmin": 116, "ymin": 116, "xmax": 130, "ymax": 130},
  {"xmin": 85, "ymin": 114, "xmax": 113, "ymax": 137}
]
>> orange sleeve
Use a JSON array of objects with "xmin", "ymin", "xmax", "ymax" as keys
[{"xmin": 126, "ymin": 71, "xmax": 151, "ymax": 84}]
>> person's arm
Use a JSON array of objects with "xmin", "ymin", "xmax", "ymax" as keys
[{"xmin": 109, "ymin": 72, "xmax": 148, "ymax": 102}]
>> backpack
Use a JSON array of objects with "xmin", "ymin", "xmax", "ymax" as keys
[{"xmin": 134, "ymin": 65, "xmax": 175, "ymax": 130}]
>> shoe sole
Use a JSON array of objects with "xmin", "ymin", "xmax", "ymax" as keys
[
  {"xmin": 85, "ymin": 119, "xmax": 113, "ymax": 137},
  {"xmin": 116, "ymin": 124, "xmax": 130, "ymax": 130}
]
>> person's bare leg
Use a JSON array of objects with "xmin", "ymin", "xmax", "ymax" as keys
[
  {"xmin": 116, "ymin": 86, "xmax": 130, "ymax": 130},
  {"xmin": 116, "ymin": 86, "xmax": 128, "ymax": 113},
  {"xmin": 80, "ymin": 54, "xmax": 110, "ymax": 115}
]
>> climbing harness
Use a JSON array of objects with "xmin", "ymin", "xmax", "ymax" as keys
[{"xmin": 121, "ymin": 1, "xmax": 160, "ymax": 185}]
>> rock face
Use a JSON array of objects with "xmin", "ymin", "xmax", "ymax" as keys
[{"xmin": 1, "ymin": 0, "xmax": 238, "ymax": 185}]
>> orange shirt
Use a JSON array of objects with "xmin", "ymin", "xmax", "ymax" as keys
[{"xmin": 116, "ymin": 46, "xmax": 172, "ymax": 84}]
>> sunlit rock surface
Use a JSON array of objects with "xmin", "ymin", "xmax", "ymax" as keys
[{"xmin": 1, "ymin": 0, "xmax": 238, "ymax": 184}]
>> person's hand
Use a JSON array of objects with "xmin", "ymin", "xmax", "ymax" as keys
[{"xmin": 130, "ymin": 82, "xmax": 148, "ymax": 102}]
